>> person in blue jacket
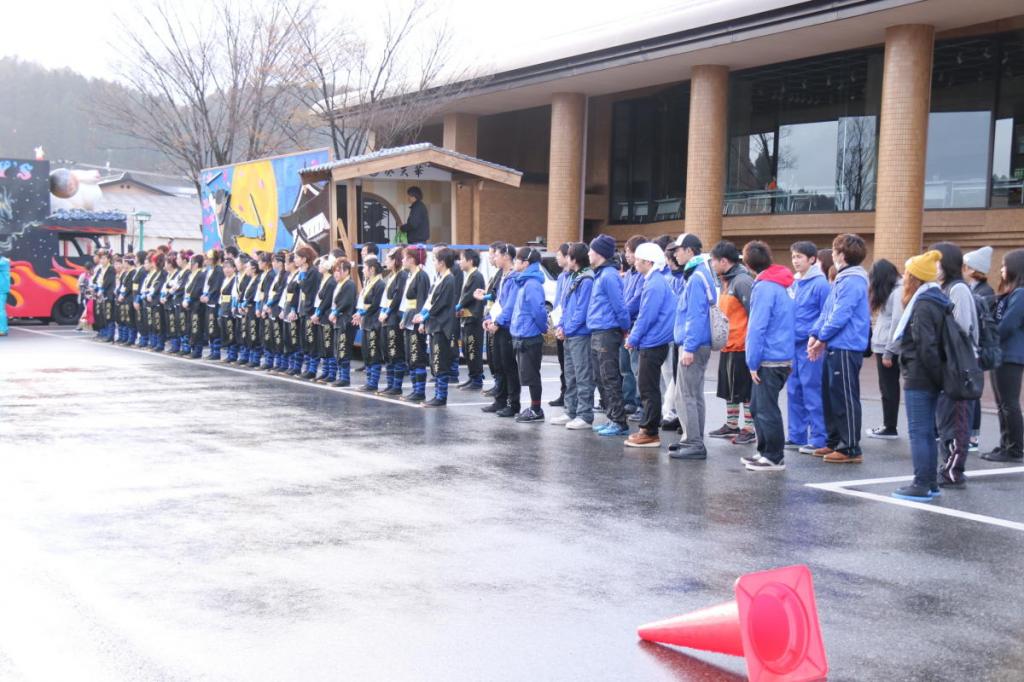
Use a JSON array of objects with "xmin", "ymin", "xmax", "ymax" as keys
[
  {"xmin": 477, "ymin": 244, "xmax": 522, "ymax": 417},
  {"xmin": 549, "ymin": 243, "xmax": 572, "ymax": 408},
  {"xmin": 808, "ymin": 233, "xmax": 871, "ymax": 463},
  {"xmin": 787, "ymin": 241, "xmax": 831, "ymax": 454},
  {"xmin": 621, "ymin": 235, "xmax": 648, "ymax": 415},
  {"xmin": 587, "ymin": 234, "xmax": 631, "ymax": 437},
  {"xmin": 551, "ymin": 243, "xmax": 596, "ymax": 429},
  {"xmin": 0, "ymin": 254, "xmax": 10, "ymax": 336},
  {"xmin": 986, "ymin": 249, "xmax": 1024, "ymax": 463},
  {"xmin": 670, "ymin": 234, "xmax": 718, "ymax": 460},
  {"xmin": 741, "ymin": 241, "xmax": 795, "ymax": 470},
  {"xmin": 624, "ymin": 242, "xmax": 676, "ymax": 448},
  {"xmin": 509, "ymin": 247, "xmax": 549, "ymax": 423}
]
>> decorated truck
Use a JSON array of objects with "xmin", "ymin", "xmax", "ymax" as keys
[{"xmin": 1, "ymin": 158, "xmax": 126, "ymax": 324}]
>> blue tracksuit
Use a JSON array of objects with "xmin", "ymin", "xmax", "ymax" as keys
[
  {"xmin": 745, "ymin": 265, "xmax": 795, "ymax": 370},
  {"xmin": 586, "ymin": 263, "xmax": 630, "ymax": 332},
  {"xmin": 623, "ymin": 268, "xmax": 644, "ymax": 325},
  {"xmin": 561, "ymin": 270, "xmax": 594, "ymax": 338},
  {"xmin": 673, "ymin": 257, "xmax": 717, "ymax": 351},
  {"xmin": 788, "ymin": 264, "xmax": 830, "ymax": 447},
  {"xmin": 492, "ymin": 271, "xmax": 521, "ymax": 328},
  {"xmin": 510, "ymin": 262, "xmax": 548, "ymax": 339},
  {"xmin": 627, "ymin": 269, "xmax": 676, "ymax": 349},
  {"xmin": 810, "ymin": 265, "xmax": 870, "ymax": 351},
  {"xmin": 555, "ymin": 270, "xmax": 571, "ymax": 310}
]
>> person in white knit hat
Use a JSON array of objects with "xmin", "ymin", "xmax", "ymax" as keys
[{"xmin": 963, "ymin": 245, "xmax": 995, "ymax": 452}]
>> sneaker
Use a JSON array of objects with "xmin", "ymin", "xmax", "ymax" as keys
[
  {"xmin": 823, "ymin": 451, "xmax": 863, "ymax": 464},
  {"xmin": 784, "ymin": 441, "xmax": 803, "ymax": 451},
  {"xmin": 811, "ymin": 447, "xmax": 833, "ymax": 458},
  {"xmin": 867, "ymin": 426, "xmax": 899, "ymax": 439},
  {"xmin": 516, "ymin": 407, "xmax": 545, "ymax": 423},
  {"xmin": 668, "ymin": 444, "xmax": 707, "ymax": 460},
  {"xmin": 892, "ymin": 484, "xmax": 933, "ymax": 502},
  {"xmin": 660, "ymin": 418, "xmax": 680, "ymax": 431},
  {"xmin": 798, "ymin": 444, "xmax": 820, "ymax": 456},
  {"xmin": 422, "ymin": 398, "xmax": 447, "ymax": 407},
  {"xmin": 549, "ymin": 414, "xmax": 572, "ymax": 426},
  {"xmin": 709, "ymin": 423, "xmax": 741, "ymax": 439},
  {"xmin": 739, "ymin": 453, "xmax": 760, "ymax": 465},
  {"xmin": 592, "ymin": 421, "xmax": 607, "ymax": 432},
  {"xmin": 597, "ymin": 423, "xmax": 629, "ymax": 437},
  {"xmin": 732, "ymin": 430, "xmax": 756, "ymax": 446},
  {"xmin": 938, "ymin": 476, "xmax": 967, "ymax": 489},
  {"xmin": 624, "ymin": 404, "xmax": 639, "ymax": 415},
  {"xmin": 548, "ymin": 395, "xmax": 565, "ymax": 408},
  {"xmin": 978, "ymin": 448, "xmax": 1019, "ymax": 464},
  {"xmin": 627, "ymin": 411, "xmax": 643, "ymax": 422},
  {"xmin": 968, "ymin": 439, "xmax": 979, "ymax": 453},
  {"xmin": 566, "ymin": 417, "xmax": 592, "ymax": 430},
  {"xmin": 744, "ymin": 456, "xmax": 785, "ymax": 471},
  {"xmin": 482, "ymin": 386, "xmax": 498, "ymax": 397},
  {"xmin": 625, "ymin": 432, "xmax": 661, "ymax": 448},
  {"xmin": 929, "ymin": 486, "xmax": 942, "ymax": 498},
  {"xmin": 496, "ymin": 406, "xmax": 518, "ymax": 418}
]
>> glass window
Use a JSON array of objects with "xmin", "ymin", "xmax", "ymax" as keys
[
  {"xmin": 991, "ymin": 32, "xmax": 1024, "ymax": 208},
  {"xmin": 725, "ymin": 48, "xmax": 882, "ymax": 215},
  {"xmin": 925, "ymin": 37, "xmax": 999, "ymax": 209},
  {"xmin": 609, "ymin": 84, "xmax": 688, "ymax": 223}
]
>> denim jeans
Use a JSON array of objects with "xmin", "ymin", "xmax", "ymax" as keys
[
  {"xmin": 905, "ymin": 388, "xmax": 940, "ymax": 489},
  {"xmin": 750, "ymin": 365, "xmax": 791, "ymax": 463},
  {"xmin": 564, "ymin": 335, "xmax": 594, "ymax": 422}
]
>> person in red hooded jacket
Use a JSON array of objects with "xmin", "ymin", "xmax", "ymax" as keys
[{"xmin": 740, "ymin": 240, "xmax": 795, "ymax": 471}]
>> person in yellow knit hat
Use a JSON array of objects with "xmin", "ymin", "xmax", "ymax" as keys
[{"xmin": 890, "ymin": 249, "xmax": 948, "ymax": 502}]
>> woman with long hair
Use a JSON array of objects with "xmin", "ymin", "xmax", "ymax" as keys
[
  {"xmin": 868, "ymin": 258, "xmax": 904, "ymax": 439},
  {"xmin": 400, "ymin": 246, "xmax": 431, "ymax": 402},
  {"xmin": 984, "ymin": 249, "xmax": 1024, "ymax": 463},
  {"xmin": 379, "ymin": 248, "xmax": 409, "ymax": 395},
  {"xmin": 354, "ymin": 258, "xmax": 386, "ymax": 392},
  {"xmin": 891, "ymin": 250, "xmax": 947, "ymax": 501},
  {"xmin": 159, "ymin": 252, "xmax": 182, "ymax": 353}
]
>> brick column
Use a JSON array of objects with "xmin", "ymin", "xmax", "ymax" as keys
[
  {"xmin": 443, "ymin": 113, "xmax": 478, "ymax": 244},
  {"xmin": 547, "ymin": 93, "xmax": 586, "ymax": 247},
  {"xmin": 874, "ymin": 25, "xmax": 934, "ymax": 265},
  {"xmin": 684, "ymin": 65, "xmax": 729, "ymax": 246}
]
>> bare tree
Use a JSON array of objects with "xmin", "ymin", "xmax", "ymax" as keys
[
  {"xmin": 835, "ymin": 116, "xmax": 876, "ymax": 211},
  {"xmin": 290, "ymin": 0, "xmax": 486, "ymax": 159},
  {"xmin": 93, "ymin": 0, "xmax": 318, "ymax": 188}
]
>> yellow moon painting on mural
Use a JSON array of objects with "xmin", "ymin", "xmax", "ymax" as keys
[{"xmin": 230, "ymin": 160, "xmax": 279, "ymax": 254}]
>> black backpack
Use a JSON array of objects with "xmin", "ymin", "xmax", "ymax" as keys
[
  {"xmin": 941, "ymin": 306, "xmax": 984, "ymax": 401},
  {"xmin": 973, "ymin": 292, "xmax": 1002, "ymax": 371}
]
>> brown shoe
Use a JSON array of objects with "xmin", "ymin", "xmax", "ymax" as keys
[
  {"xmin": 625, "ymin": 432, "xmax": 661, "ymax": 448},
  {"xmin": 823, "ymin": 451, "xmax": 863, "ymax": 464},
  {"xmin": 812, "ymin": 447, "xmax": 833, "ymax": 458}
]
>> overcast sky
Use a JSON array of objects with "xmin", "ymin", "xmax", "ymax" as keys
[{"xmin": 2, "ymin": 0, "xmax": 691, "ymax": 79}]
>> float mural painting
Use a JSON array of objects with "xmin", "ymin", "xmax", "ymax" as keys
[{"xmin": 200, "ymin": 148, "xmax": 332, "ymax": 255}]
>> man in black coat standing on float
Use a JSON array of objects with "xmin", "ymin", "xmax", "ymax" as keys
[{"xmin": 399, "ymin": 186, "xmax": 430, "ymax": 244}]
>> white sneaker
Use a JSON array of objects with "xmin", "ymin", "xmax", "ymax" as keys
[
  {"xmin": 798, "ymin": 444, "xmax": 819, "ymax": 455},
  {"xmin": 566, "ymin": 417, "xmax": 592, "ymax": 430},
  {"xmin": 744, "ymin": 455, "xmax": 786, "ymax": 471},
  {"xmin": 549, "ymin": 414, "xmax": 572, "ymax": 426}
]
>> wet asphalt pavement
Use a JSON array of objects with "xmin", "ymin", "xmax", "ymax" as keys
[{"xmin": 1, "ymin": 325, "xmax": 1023, "ymax": 681}]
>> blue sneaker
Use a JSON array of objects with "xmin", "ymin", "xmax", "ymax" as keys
[
  {"xmin": 597, "ymin": 423, "xmax": 629, "ymax": 437},
  {"xmin": 592, "ymin": 422, "xmax": 607, "ymax": 432},
  {"xmin": 892, "ymin": 484, "xmax": 933, "ymax": 502}
]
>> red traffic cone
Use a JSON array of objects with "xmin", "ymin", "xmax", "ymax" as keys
[{"xmin": 637, "ymin": 565, "xmax": 828, "ymax": 682}]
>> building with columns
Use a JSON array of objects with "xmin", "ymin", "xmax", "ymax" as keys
[{"xmin": 370, "ymin": 0, "xmax": 1024, "ymax": 267}]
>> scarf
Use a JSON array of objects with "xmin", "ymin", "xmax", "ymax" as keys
[{"xmin": 893, "ymin": 282, "xmax": 939, "ymax": 341}]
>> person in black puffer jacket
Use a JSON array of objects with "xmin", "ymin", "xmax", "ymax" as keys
[{"xmin": 892, "ymin": 250, "xmax": 949, "ymax": 502}]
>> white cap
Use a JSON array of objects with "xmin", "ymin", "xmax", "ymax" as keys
[{"xmin": 634, "ymin": 242, "xmax": 666, "ymax": 269}]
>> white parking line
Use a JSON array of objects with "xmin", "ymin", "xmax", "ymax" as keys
[{"xmin": 807, "ymin": 466, "xmax": 1024, "ymax": 532}]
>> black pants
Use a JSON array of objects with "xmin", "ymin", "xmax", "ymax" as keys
[
  {"xmin": 591, "ymin": 330, "xmax": 626, "ymax": 427},
  {"xmin": 936, "ymin": 393, "xmax": 971, "ymax": 482},
  {"xmin": 515, "ymin": 335, "xmax": 544, "ymax": 404},
  {"xmin": 751, "ymin": 365, "xmax": 791, "ymax": 463},
  {"xmin": 405, "ymin": 329, "xmax": 427, "ymax": 369},
  {"xmin": 461, "ymin": 318, "xmax": 484, "ymax": 380},
  {"xmin": 823, "ymin": 348, "xmax": 863, "ymax": 456},
  {"xmin": 493, "ymin": 327, "xmax": 520, "ymax": 410},
  {"xmin": 555, "ymin": 339, "xmax": 566, "ymax": 397},
  {"xmin": 638, "ymin": 344, "xmax": 670, "ymax": 436},
  {"xmin": 875, "ymin": 354, "xmax": 901, "ymax": 432},
  {"xmin": 993, "ymin": 362, "xmax": 1024, "ymax": 459}
]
